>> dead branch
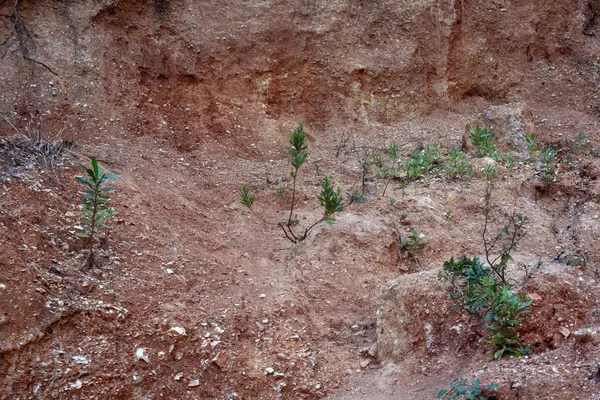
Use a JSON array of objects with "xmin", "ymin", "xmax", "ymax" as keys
[{"xmin": 1, "ymin": 0, "xmax": 58, "ymax": 75}]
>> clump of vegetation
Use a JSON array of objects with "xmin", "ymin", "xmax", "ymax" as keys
[
  {"xmin": 374, "ymin": 142, "xmax": 402, "ymax": 196},
  {"xmin": 470, "ymin": 126, "xmax": 498, "ymax": 158},
  {"xmin": 346, "ymin": 190, "xmax": 366, "ymax": 204},
  {"xmin": 76, "ymin": 157, "xmax": 118, "ymax": 270},
  {"xmin": 440, "ymin": 173, "xmax": 530, "ymax": 358},
  {"xmin": 538, "ymin": 146, "xmax": 556, "ymax": 186},
  {"xmin": 522, "ymin": 132, "xmax": 539, "ymax": 158},
  {"xmin": 405, "ymin": 144, "xmax": 443, "ymax": 181},
  {"xmin": 398, "ymin": 228, "xmax": 428, "ymax": 269},
  {"xmin": 438, "ymin": 378, "xmax": 498, "ymax": 400},
  {"xmin": 444, "ymin": 147, "xmax": 472, "ymax": 179},
  {"xmin": 440, "ymin": 256, "xmax": 532, "ymax": 359},
  {"xmin": 241, "ymin": 122, "xmax": 344, "ymax": 244}
]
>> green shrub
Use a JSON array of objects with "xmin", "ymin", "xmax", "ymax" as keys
[
  {"xmin": 440, "ymin": 256, "xmax": 531, "ymax": 359},
  {"xmin": 241, "ymin": 122, "xmax": 344, "ymax": 243},
  {"xmin": 76, "ymin": 157, "xmax": 118, "ymax": 270}
]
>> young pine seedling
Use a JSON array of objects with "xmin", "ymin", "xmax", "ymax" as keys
[
  {"xmin": 241, "ymin": 122, "xmax": 344, "ymax": 244},
  {"xmin": 76, "ymin": 157, "xmax": 118, "ymax": 270}
]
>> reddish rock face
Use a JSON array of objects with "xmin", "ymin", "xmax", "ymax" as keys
[{"xmin": 1, "ymin": 0, "xmax": 598, "ymax": 150}]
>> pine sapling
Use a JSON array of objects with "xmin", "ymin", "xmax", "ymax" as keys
[
  {"xmin": 76, "ymin": 157, "xmax": 118, "ymax": 270},
  {"xmin": 241, "ymin": 122, "xmax": 344, "ymax": 243}
]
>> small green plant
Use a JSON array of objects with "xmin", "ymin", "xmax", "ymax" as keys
[
  {"xmin": 241, "ymin": 122, "xmax": 344, "ymax": 244},
  {"xmin": 539, "ymin": 146, "xmax": 556, "ymax": 186},
  {"xmin": 387, "ymin": 197, "xmax": 397, "ymax": 206},
  {"xmin": 399, "ymin": 228, "xmax": 428, "ymax": 270},
  {"xmin": 76, "ymin": 157, "xmax": 118, "ymax": 270},
  {"xmin": 470, "ymin": 126, "xmax": 497, "ymax": 158},
  {"xmin": 346, "ymin": 190, "xmax": 366, "ymax": 204},
  {"xmin": 444, "ymin": 209, "xmax": 454, "ymax": 222},
  {"xmin": 400, "ymin": 228, "xmax": 428, "ymax": 253},
  {"xmin": 482, "ymin": 165, "xmax": 497, "ymax": 181},
  {"xmin": 405, "ymin": 145, "xmax": 442, "ymax": 181},
  {"xmin": 374, "ymin": 142, "xmax": 402, "ymax": 196},
  {"xmin": 522, "ymin": 132, "xmax": 539, "ymax": 157},
  {"xmin": 437, "ymin": 378, "xmax": 498, "ymax": 400},
  {"xmin": 484, "ymin": 280, "xmax": 532, "ymax": 359},
  {"xmin": 445, "ymin": 147, "xmax": 472, "ymax": 179}
]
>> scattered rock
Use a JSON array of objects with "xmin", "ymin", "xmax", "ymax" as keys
[
  {"xmin": 264, "ymin": 367, "xmax": 275, "ymax": 375},
  {"xmin": 527, "ymin": 292, "xmax": 542, "ymax": 302},
  {"xmin": 559, "ymin": 327, "xmax": 571, "ymax": 338},
  {"xmin": 71, "ymin": 380, "xmax": 83, "ymax": 390},
  {"xmin": 135, "ymin": 348, "xmax": 150, "ymax": 363},
  {"xmin": 166, "ymin": 268, "xmax": 174, "ymax": 274},
  {"xmin": 174, "ymin": 372, "xmax": 183, "ymax": 381},
  {"xmin": 256, "ymin": 322, "xmax": 265, "ymax": 332},
  {"xmin": 188, "ymin": 379, "xmax": 200, "ymax": 387},
  {"xmin": 464, "ymin": 103, "xmax": 534, "ymax": 154},
  {"xmin": 368, "ymin": 343, "xmax": 377, "ymax": 358},
  {"xmin": 259, "ymin": 293, "xmax": 266, "ymax": 298},
  {"xmin": 360, "ymin": 359, "xmax": 371, "ymax": 368},
  {"xmin": 573, "ymin": 328, "xmax": 599, "ymax": 343},
  {"xmin": 157, "ymin": 351, "xmax": 166, "ymax": 360},
  {"xmin": 214, "ymin": 326, "xmax": 225, "ymax": 335},
  {"xmin": 169, "ymin": 326, "xmax": 187, "ymax": 337},
  {"xmin": 274, "ymin": 381, "xmax": 287, "ymax": 392},
  {"xmin": 72, "ymin": 355, "xmax": 90, "ymax": 364},
  {"xmin": 276, "ymin": 352, "xmax": 288, "ymax": 360},
  {"xmin": 212, "ymin": 352, "xmax": 227, "ymax": 369}
]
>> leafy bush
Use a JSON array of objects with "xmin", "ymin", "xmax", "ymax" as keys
[
  {"xmin": 241, "ymin": 122, "xmax": 344, "ymax": 243},
  {"xmin": 76, "ymin": 157, "xmax": 118, "ymax": 270},
  {"xmin": 437, "ymin": 378, "xmax": 498, "ymax": 400},
  {"xmin": 440, "ymin": 256, "xmax": 531, "ymax": 359}
]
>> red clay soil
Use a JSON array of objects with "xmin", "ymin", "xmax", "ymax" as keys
[{"xmin": 1, "ymin": 1, "xmax": 600, "ymax": 399}]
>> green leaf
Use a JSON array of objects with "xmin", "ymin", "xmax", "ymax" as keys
[
  {"xmin": 75, "ymin": 232, "xmax": 90, "ymax": 238},
  {"xmin": 240, "ymin": 185, "xmax": 256, "ymax": 208},
  {"xmin": 437, "ymin": 389, "xmax": 448, "ymax": 399}
]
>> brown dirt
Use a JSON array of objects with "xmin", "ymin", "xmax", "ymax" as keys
[{"xmin": 1, "ymin": 1, "xmax": 600, "ymax": 399}]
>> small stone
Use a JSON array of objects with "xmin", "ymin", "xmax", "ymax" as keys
[
  {"xmin": 0, "ymin": 283, "xmax": 6, "ymax": 290},
  {"xmin": 210, "ymin": 340, "xmax": 221, "ymax": 349},
  {"xmin": 166, "ymin": 268, "xmax": 174, "ymax": 274},
  {"xmin": 360, "ymin": 360, "xmax": 371, "ymax": 368},
  {"xmin": 72, "ymin": 380, "xmax": 83, "ymax": 390},
  {"xmin": 174, "ymin": 372, "xmax": 183, "ymax": 381},
  {"xmin": 135, "ymin": 348, "xmax": 150, "ymax": 363},
  {"xmin": 256, "ymin": 322, "xmax": 264, "ymax": 332},
  {"xmin": 262, "ymin": 318, "xmax": 269, "ymax": 324},
  {"xmin": 264, "ymin": 367, "xmax": 275, "ymax": 375},
  {"xmin": 169, "ymin": 326, "xmax": 187, "ymax": 337},
  {"xmin": 276, "ymin": 353, "xmax": 288, "ymax": 360},
  {"xmin": 259, "ymin": 293, "xmax": 266, "ymax": 298},
  {"xmin": 157, "ymin": 351, "xmax": 166, "ymax": 360},
  {"xmin": 527, "ymin": 293, "xmax": 542, "ymax": 302},
  {"xmin": 573, "ymin": 328, "xmax": 599, "ymax": 343},
  {"xmin": 559, "ymin": 327, "xmax": 571, "ymax": 338},
  {"xmin": 274, "ymin": 381, "xmax": 287, "ymax": 392},
  {"xmin": 188, "ymin": 379, "xmax": 200, "ymax": 387},
  {"xmin": 368, "ymin": 343, "xmax": 377, "ymax": 358},
  {"xmin": 212, "ymin": 352, "xmax": 227, "ymax": 369},
  {"xmin": 214, "ymin": 326, "xmax": 225, "ymax": 335}
]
